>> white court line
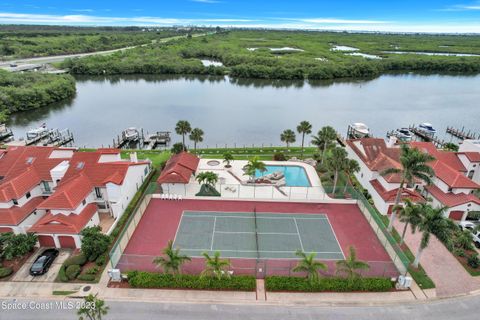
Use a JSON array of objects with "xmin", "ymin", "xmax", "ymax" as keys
[
  {"xmin": 214, "ymin": 231, "xmax": 299, "ymax": 236},
  {"xmin": 210, "ymin": 216, "xmax": 217, "ymax": 251},
  {"xmin": 293, "ymin": 218, "xmax": 305, "ymax": 252},
  {"xmin": 180, "ymin": 249, "xmax": 344, "ymax": 254},
  {"xmin": 324, "ymin": 215, "xmax": 346, "ymax": 260},
  {"xmin": 172, "ymin": 213, "xmax": 185, "ymax": 247},
  {"xmin": 182, "ymin": 214, "xmax": 328, "ymax": 221}
]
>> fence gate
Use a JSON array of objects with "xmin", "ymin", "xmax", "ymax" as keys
[{"xmin": 256, "ymin": 260, "xmax": 266, "ymax": 279}]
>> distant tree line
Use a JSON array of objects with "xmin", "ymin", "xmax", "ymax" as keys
[{"xmin": 0, "ymin": 70, "xmax": 76, "ymax": 114}]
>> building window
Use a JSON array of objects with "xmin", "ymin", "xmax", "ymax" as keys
[
  {"xmin": 468, "ymin": 170, "xmax": 475, "ymax": 179},
  {"xmin": 42, "ymin": 181, "xmax": 51, "ymax": 193},
  {"xmin": 448, "ymin": 187, "xmax": 453, "ymax": 192},
  {"xmin": 144, "ymin": 167, "xmax": 148, "ymax": 175},
  {"xmin": 13, "ymin": 199, "xmax": 18, "ymax": 205},
  {"xmin": 82, "ymin": 199, "xmax": 86, "ymax": 206},
  {"xmin": 95, "ymin": 187, "xmax": 102, "ymax": 199},
  {"xmin": 26, "ymin": 191, "xmax": 31, "ymax": 199}
]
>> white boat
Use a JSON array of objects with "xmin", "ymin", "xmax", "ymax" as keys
[
  {"xmin": 122, "ymin": 127, "xmax": 139, "ymax": 141},
  {"xmin": 26, "ymin": 123, "xmax": 48, "ymax": 140},
  {"xmin": 419, "ymin": 123, "xmax": 436, "ymax": 135},
  {"xmin": 350, "ymin": 123, "xmax": 370, "ymax": 138},
  {"xmin": 395, "ymin": 128, "xmax": 413, "ymax": 141}
]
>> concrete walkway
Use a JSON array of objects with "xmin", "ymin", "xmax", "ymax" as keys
[{"xmin": 394, "ymin": 219, "xmax": 480, "ymax": 297}]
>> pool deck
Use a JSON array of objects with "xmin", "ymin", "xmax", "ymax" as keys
[{"xmin": 183, "ymin": 159, "xmax": 327, "ymax": 201}]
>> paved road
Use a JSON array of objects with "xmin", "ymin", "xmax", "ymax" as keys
[
  {"xmin": 0, "ymin": 33, "xmax": 208, "ymax": 68},
  {"xmin": 0, "ymin": 295, "xmax": 476, "ymax": 320}
]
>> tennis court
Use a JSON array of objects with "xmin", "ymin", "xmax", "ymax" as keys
[{"xmin": 173, "ymin": 211, "xmax": 345, "ymax": 260}]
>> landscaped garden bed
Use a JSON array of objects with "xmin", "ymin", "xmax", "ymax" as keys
[
  {"xmin": 0, "ymin": 233, "xmax": 38, "ymax": 281},
  {"xmin": 126, "ymin": 271, "xmax": 256, "ymax": 291},
  {"xmin": 265, "ymin": 276, "xmax": 394, "ymax": 292}
]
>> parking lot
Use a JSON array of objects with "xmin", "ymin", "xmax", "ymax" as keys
[{"xmin": 10, "ymin": 248, "xmax": 72, "ymax": 283}]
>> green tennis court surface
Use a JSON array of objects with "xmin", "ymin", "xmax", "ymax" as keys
[{"xmin": 172, "ymin": 211, "xmax": 345, "ymax": 260}]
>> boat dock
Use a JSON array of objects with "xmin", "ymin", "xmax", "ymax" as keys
[
  {"xmin": 408, "ymin": 125, "xmax": 446, "ymax": 148},
  {"xmin": 113, "ymin": 128, "xmax": 171, "ymax": 150},
  {"xmin": 0, "ymin": 124, "xmax": 14, "ymax": 142},
  {"xmin": 4, "ymin": 128, "xmax": 75, "ymax": 148},
  {"xmin": 446, "ymin": 126, "xmax": 479, "ymax": 140}
]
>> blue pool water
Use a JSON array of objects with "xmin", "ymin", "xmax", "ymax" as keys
[{"xmin": 255, "ymin": 165, "xmax": 311, "ymax": 187}]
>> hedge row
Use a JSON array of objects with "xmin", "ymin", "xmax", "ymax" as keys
[
  {"xmin": 127, "ymin": 271, "xmax": 256, "ymax": 291},
  {"xmin": 265, "ymin": 276, "xmax": 393, "ymax": 292},
  {"xmin": 0, "ymin": 266, "xmax": 13, "ymax": 278}
]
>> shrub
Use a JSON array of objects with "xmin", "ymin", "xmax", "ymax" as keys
[
  {"xmin": 265, "ymin": 276, "xmax": 393, "ymax": 292},
  {"xmin": 0, "ymin": 266, "xmax": 13, "ymax": 278},
  {"xmin": 127, "ymin": 271, "xmax": 256, "ymax": 291},
  {"xmin": 63, "ymin": 253, "xmax": 87, "ymax": 267},
  {"xmin": 77, "ymin": 274, "xmax": 96, "ymax": 282},
  {"xmin": 95, "ymin": 254, "xmax": 106, "ymax": 267},
  {"xmin": 0, "ymin": 232, "xmax": 37, "ymax": 260},
  {"xmin": 65, "ymin": 265, "xmax": 81, "ymax": 280},
  {"xmin": 467, "ymin": 254, "xmax": 480, "ymax": 269},
  {"xmin": 453, "ymin": 248, "xmax": 465, "ymax": 257},
  {"xmin": 273, "ymin": 152, "xmax": 287, "ymax": 161},
  {"xmin": 80, "ymin": 226, "xmax": 111, "ymax": 261},
  {"xmin": 85, "ymin": 267, "xmax": 99, "ymax": 275},
  {"xmin": 58, "ymin": 265, "xmax": 68, "ymax": 282}
]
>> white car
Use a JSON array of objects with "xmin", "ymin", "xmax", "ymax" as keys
[{"xmin": 459, "ymin": 221, "xmax": 480, "ymax": 248}]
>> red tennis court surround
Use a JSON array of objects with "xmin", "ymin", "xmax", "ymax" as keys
[{"xmin": 119, "ymin": 199, "xmax": 396, "ymax": 277}]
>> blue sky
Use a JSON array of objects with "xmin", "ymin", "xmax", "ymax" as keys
[{"xmin": 1, "ymin": 1, "xmax": 480, "ymax": 33}]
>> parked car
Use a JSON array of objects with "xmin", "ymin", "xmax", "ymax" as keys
[
  {"xmin": 29, "ymin": 249, "xmax": 59, "ymax": 276},
  {"xmin": 459, "ymin": 221, "xmax": 480, "ymax": 248},
  {"xmin": 459, "ymin": 220, "xmax": 479, "ymax": 231}
]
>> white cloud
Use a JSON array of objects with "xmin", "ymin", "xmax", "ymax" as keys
[
  {"xmin": 72, "ymin": 9, "xmax": 94, "ymax": 13},
  {"xmin": 299, "ymin": 18, "xmax": 390, "ymax": 24},
  {"xmin": 440, "ymin": 2, "xmax": 480, "ymax": 11},
  {"xmin": 0, "ymin": 12, "xmax": 478, "ymax": 33}
]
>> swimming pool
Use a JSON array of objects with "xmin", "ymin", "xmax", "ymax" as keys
[{"xmin": 255, "ymin": 165, "xmax": 311, "ymax": 187}]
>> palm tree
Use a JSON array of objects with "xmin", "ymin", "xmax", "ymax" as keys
[
  {"xmin": 297, "ymin": 121, "xmax": 312, "ymax": 159},
  {"xmin": 382, "ymin": 144, "xmax": 435, "ymax": 232},
  {"xmin": 394, "ymin": 199, "xmax": 422, "ymax": 245},
  {"xmin": 325, "ymin": 147, "xmax": 348, "ymax": 195},
  {"xmin": 243, "ymin": 156, "xmax": 267, "ymax": 183},
  {"xmin": 292, "ymin": 250, "xmax": 327, "ymax": 283},
  {"xmin": 223, "ymin": 152, "xmax": 234, "ymax": 168},
  {"xmin": 189, "ymin": 128, "xmax": 204, "ymax": 153},
  {"xmin": 201, "ymin": 251, "xmax": 231, "ymax": 279},
  {"xmin": 343, "ymin": 159, "xmax": 360, "ymax": 194},
  {"xmin": 153, "ymin": 240, "xmax": 191, "ymax": 275},
  {"xmin": 196, "ymin": 171, "xmax": 219, "ymax": 187},
  {"xmin": 335, "ymin": 246, "xmax": 370, "ymax": 279},
  {"xmin": 311, "ymin": 126, "xmax": 337, "ymax": 165},
  {"xmin": 77, "ymin": 294, "xmax": 109, "ymax": 320},
  {"xmin": 175, "ymin": 120, "xmax": 192, "ymax": 151},
  {"xmin": 280, "ymin": 129, "xmax": 296, "ymax": 148},
  {"xmin": 454, "ymin": 229, "xmax": 475, "ymax": 251},
  {"xmin": 413, "ymin": 204, "xmax": 452, "ymax": 268}
]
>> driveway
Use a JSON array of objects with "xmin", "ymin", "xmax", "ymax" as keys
[
  {"xmin": 10, "ymin": 248, "xmax": 72, "ymax": 283},
  {"xmin": 393, "ymin": 219, "xmax": 480, "ymax": 297}
]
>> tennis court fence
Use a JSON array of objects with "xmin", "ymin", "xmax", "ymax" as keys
[{"xmin": 113, "ymin": 255, "xmax": 399, "ymax": 278}]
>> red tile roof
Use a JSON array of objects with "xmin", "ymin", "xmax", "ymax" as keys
[
  {"xmin": 157, "ymin": 152, "xmax": 200, "ymax": 184},
  {"xmin": 425, "ymin": 185, "xmax": 480, "ymax": 207},
  {"xmin": 370, "ymin": 179, "xmax": 424, "ymax": 203},
  {"xmin": 29, "ymin": 203, "xmax": 98, "ymax": 234},
  {"xmin": 430, "ymin": 160, "xmax": 479, "ymax": 189},
  {"xmin": 347, "ymin": 139, "xmax": 403, "ymax": 183},
  {"xmin": 0, "ymin": 197, "xmax": 44, "ymax": 226},
  {"xmin": 37, "ymin": 174, "xmax": 93, "ymax": 210},
  {"xmin": 459, "ymin": 152, "xmax": 480, "ymax": 162},
  {"xmin": 0, "ymin": 146, "xmax": 70, "ymax": 201}
]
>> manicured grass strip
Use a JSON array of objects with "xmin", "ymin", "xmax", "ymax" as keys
[
  {"xmin": 127, "ymin": 271, "xmax": 256, "ymax": 291},
  {"xmin": 52, "ymin": 290, "xmax": 77, "ymax": 296},
  {"xmin": 265, "ymin": 276, "xmax": 393, "ymax": 292}
]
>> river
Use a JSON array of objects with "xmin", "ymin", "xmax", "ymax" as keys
[{"xmin": 7, "ymin": 73, "xmax": 480, "ymax": 148}]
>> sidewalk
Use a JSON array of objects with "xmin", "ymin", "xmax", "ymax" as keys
[{"xmin": 393, "ymin": 219, "xmax": 480, "ymax": 297}]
